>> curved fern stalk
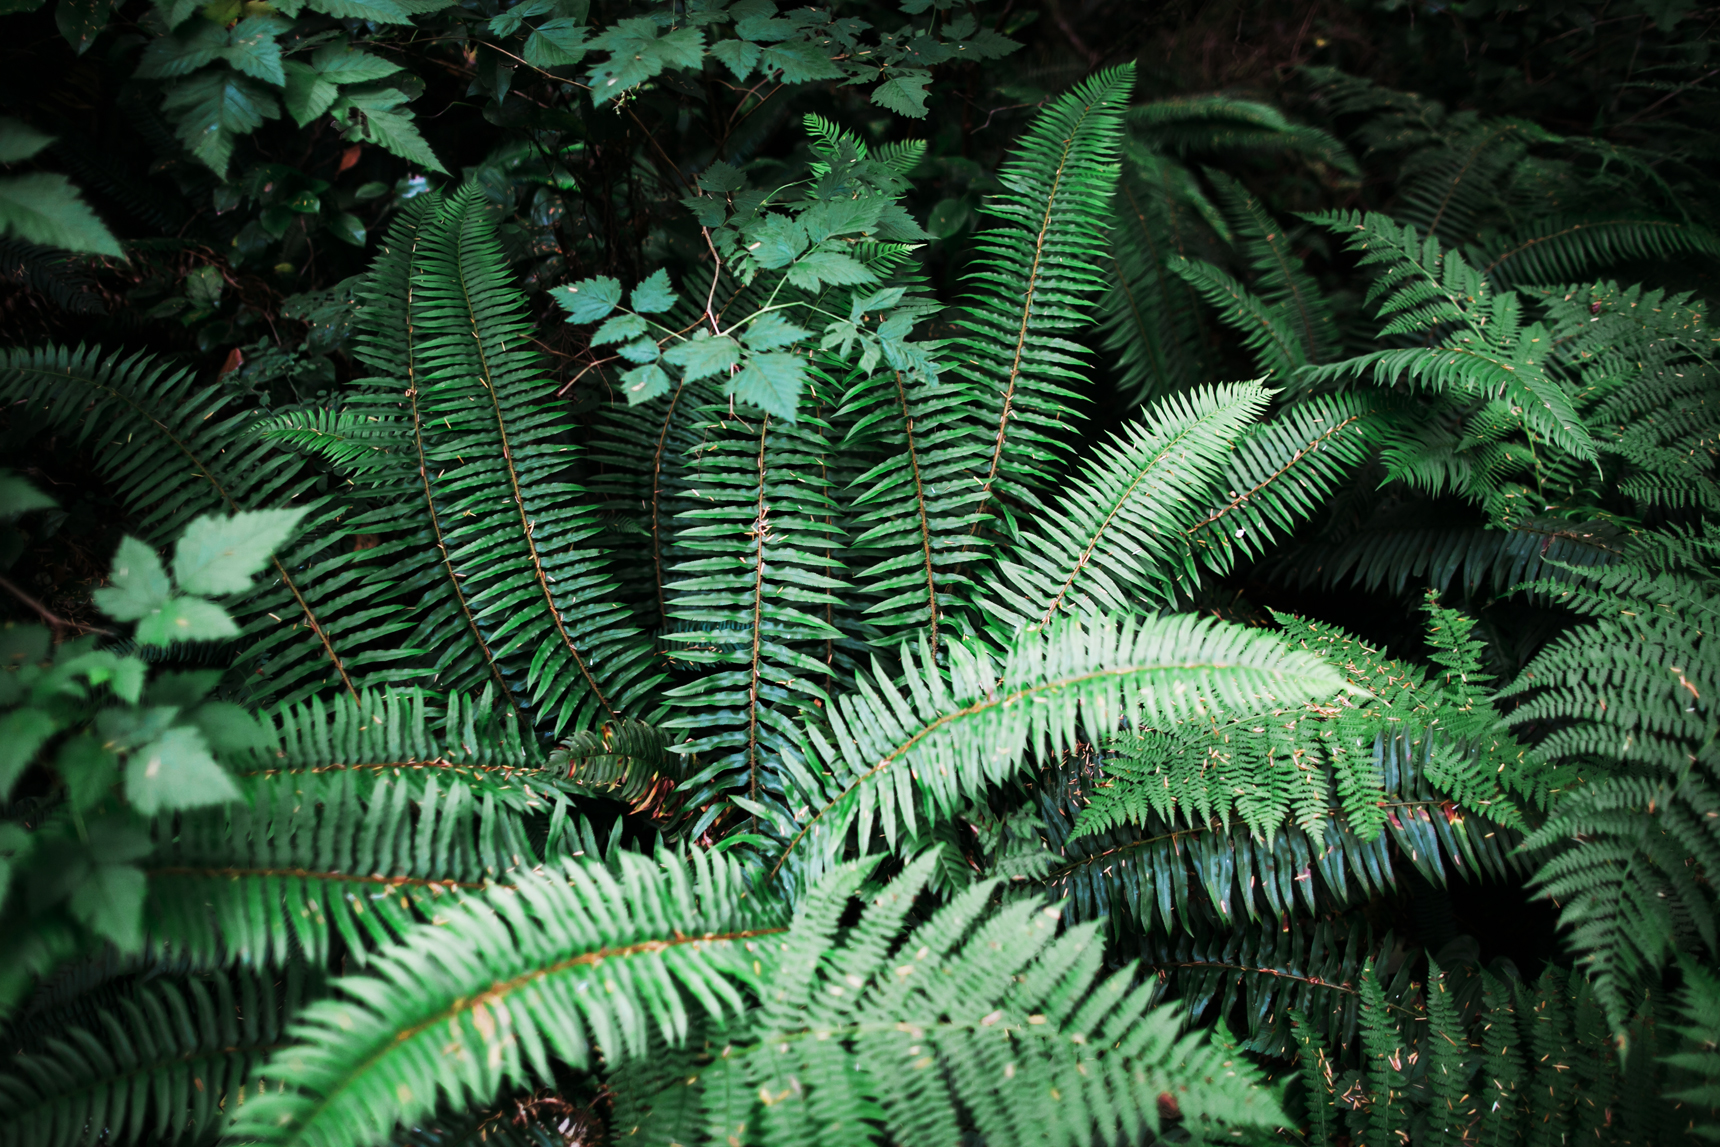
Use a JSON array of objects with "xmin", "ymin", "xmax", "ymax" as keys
[
  {"xmin": 1478, "ymin": 215, "xmax": 1720, "ymax": 288},
  {"xmin": 228, "ymin": 850, "xmax": 781, "ymax": 1147},
  {"xmin": 659, "ymin": 372, "xmax": 867, "ymax": 836},
  {"xmin": 0, "ymin": 966, "xmax": 320, "ymax": 1147},
  {"xmin": 952, "ymin": 63, "xmax": 1134, "ymax": 530},
  {"xmin": 0, "ymin": 345, "xmax": 366, "ymax": 702},
  {"xmin": 1093, "ymin": 151, "xmax": 1216, "ymax": 408},
  {"xmin": 337, "ymin": 188, "xmax": 659, "ymax": 736},
  {"xmin": 767, "ymin": 612, "xmax": 1347, "ymax": 889},
  {"xmin": 1182, "ymin": 392, "xmax": 1390, "ymax": 580},
  {"xmin": 148, "ymin": 769, "xmax": 552, "ymax": 968},
  {"xmin": 681, "ymin": 854, "xmax": 1288, "ymax": 1147},
  {"xmin": 982, "ymin": 382, "xmax": 1272, "ymax": 636},
  {"xmin": 1395, "ymin": 117, "xmax": 1549, "ymax": 246}
]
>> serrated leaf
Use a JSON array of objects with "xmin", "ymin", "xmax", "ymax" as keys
[
  {"xmin": 188, "ymin": 700, "xmax": 273, "ymax": 755},
  {"xmin": 0, "ymin": 173, "xmax": 124, "ymax": 256},
  {"xmin": 786, "ymin": 248, "xmax": 877, "ymax": 290},
  {"xmin": 661, "ymin": 330, "xmax": 741, "ymax": 382},
  {"xmin": 223, "ymin": 16, "xmax": 286, "ymax": 84},
  {"xmin": 302, "ymin": 0, "xmax": 410, "ymax": 21},
  {"xmin": 871, "ymin": 71, "xmax": 932, "ymax": 117},
  {"xmin": 126, "ymin": 724, "xmax": 240, "ymax": 814},
  {"xmin": 67, "ymin": 862, "xmax": 147, "ymax": 950},
  {"xmin": 172, "ymin": 508, "xmax": 307, "ymax": 596},
  {"xmin": 522, "ymin": 17, "xmax": 588, "ymax": 67},
  {"xmin": 620, "ymin": 362, "xmax": 672, "ymax": 404},
  {"xmin": 728, "ymin": 352, "xmax": 804, "ymax": 419},
  {"xmin": 758, "ymin": 37, "xmax": 841, "ymax": 82},
  {"xmin": 616, "ymin": 337, "xmax": 660, "ymax": 364},
  {"xmin": 55, "ymin": 0, "xmax": 113, "ymax": 55},
  {"xmin": 585, "ymin": 18, "xmax": 703, "ymax": 104},
  {"xmin": 0, "ymin": 708, "xmax": 56, "ymax": 797},
  {"xmin": 740, "ymin": 312, "xmax": 809, "ymax": 351},
  {"xmin": 629, "ymin": 267, "xmax": 677, "ymax": 314},
  {"xmin": 592, "ymin": 312, "xmax": 648, "ymax": 346},
  {"xmin": 135, "ymin": 596, "xmax": 240, "ymax": 645},
  {"xmin": 93, "ymin": 536, "xmax": 172, "ymax": 622},
  {"xmin": 746, "ymin": 213, "xmax": 807, "ymax": 269},
  {"xmin": 550, "ymin": 274, "xmax": 621, "ymax": 322},
  {"xmin": 708, "ymin": 36, "xmax": 759, "ymax": 80},
  {"xmin": 284, "ymin": 61, "xmax": 341, "ymax": 125},
  {"xmin": 0, "ymin": 472, "xmax": 56, "ymax": 517},
  {"xmin": 697, "ymin": 160, "xmax": 744, "ymax": 193},
  {"xmin": 334, "ymin": 89, "xmax": 446, "ymax": 173},
  {"xmin": 161, "ymin": 69, "xmax": 281, "ymax": 177},
  {"xmin": 311, "ymin": 43, "xmax": 402, "ymax": 81},
  {"xmin": 0, "ymin": 118, "xmax": 53, "ymax": 163}
]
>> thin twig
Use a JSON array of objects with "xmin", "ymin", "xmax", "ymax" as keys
[{"xmin": 0, "ymin": 575, "xmax": 113, "ymax": 640}]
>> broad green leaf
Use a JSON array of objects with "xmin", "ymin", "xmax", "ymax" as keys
[
  {"xmin": 68, "ymin": 862, "xmax": 147, "ymax": 950},
  {"xmin": 223, "ymin": 16, "xmax": 286, "ymax": 84},
  {"xmin": 697, "ymin": 161, "xmax": 744, "ymax": 193},
  {"xmin": 328, "ymin": 211, "xmax": 366, "ymax": 246},
  {"xmin": 55, "ymin": 0, "xmax": 113, "ymax": 54},
  {"xmin": 161, "ymin": 69, "xmax": 282, "ymax": 176},
  {"xmin": 550, "ymin": 275, "xmax": 621, "ymax": 322},
  {"xmin": 522, "ymin": 17, "xmax": 588, "ymax": 67},
  {"xmin": 134, "ymin": 596, "xmax": 240, "ymax": 645},
  {"xmin": 284, "ymin": 62, "xmax": 340, "ymax": 126},
  {"xmin": 303, "ymin": 0, "xmax": 411, "ymax": 22},
  {"xmin": 0, "ymin": 173, "xmax": 124, "ymax": 256},
  {"xmin": 136, "ymin": 21, "xmax": 230, "ymax": 78},
  {"xmin": 708, "ymin": 36, "xmax": 759, "ymax": 80},
  {"xmin": 334, "ymin": 89, "xmax": 446, "ymax": 173},
  {"xmin": 585, "ymin": 18, "xmax": 703, "ymax": 104},
  {"xmin": 56, "ymin": 735, "xmax": 118, "ymax": 810},
  {"xmin": 629, "ymin": 267, "xmax": 677, "ymax": 314},
  {"xmin": 0, "ymin": 118, "xmax": 53, "ymax": 163},
  {"xmin": 740, "ymin": 312, "xmax": 809, "ymax": 351},
  {"xmin": 728, "ymin": 352, "xmax": 804, "ymax": 420},
  {"xmin": 591, "ymin": 312, "xmax": 648, "ymax": 345},
  {"xmin": 871, "ymin": 71, "xmax": 932, "ymax": 117},
  {"xmin": 757, "ymin": 38, "xmax": 842, "ymax": 83},
  {"xmin": 311, "ymin": 43, "xmax": 402, "ymax": 81},
  {"xmin": 0, "ymin": 471, "xmax": 56, "ymax": 517},
  {"xmin": 144, "ymin": 668, "xmax": 222, "ymax": 707},
  {"xmin": 746, "ymin": 213, "xmax": 808, "ymax": 268},
  {"xmin": 926, "ymin": 197, "xmax": 969, "ymax": 239},
  {"xmin": 188, "ymin": 700, "xmax": 274, "ymax": 755},
  {"xmin": 799, "ymin": 196, "xmax": 884, "ymax": 242},
  {"xmin": 662, "ymin": 330, "xmax": 741, "ymax": 382},
  {"xmin": 57, "ymin": 649, "xmax": 147, "ymax": 703},
  {"xmin": 786, "ymin": 248, "xmax": 876, "ymax": 290},
  {"xmin": 93, "ymin": 536, "xmax": 172, "ymax": 622},
  {"xmin": 616, "ymin": 337, "xmax": 660, "ymax": 364},
  {"xmin": 172, "ymin": 508, "xmax": 306, "ymax": 596},
  {"xmin": 0, "ymin": 708, "xmax": 55, "ymax": 797},
  {"xmin": 621, "ymin": 363, "xmax": 672, "ymax": 404},
  {"xmin": 126, "ymin": 724, "xmax": 241, "ymax": 814}
]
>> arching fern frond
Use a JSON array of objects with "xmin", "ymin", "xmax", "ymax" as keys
[
  {"xmin": 689, "ymin": 854, "xmax": 1287, "ymax": 1147},
  {"xmin": 983, "ymin": 382, "xmax": 1271, "ymax": 635},
  {"xmin": 0, "ymin": 965, "xmax": 321, "ymax": 1147},
  {"xmin": 229, "ymin": 849, "xmax": 779, "ymax": 1147},
  {"xmin": 1478, "ymin": 215, "xmax": 1720, "ymax": 288},
  {"xmin": 769, "ymin": 612, "xmax": 1346, "ymax": 890}
]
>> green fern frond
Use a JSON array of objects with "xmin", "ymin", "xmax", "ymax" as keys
[
  {"xmin": 983, "ymin": 382, "xmax": 1271, "ymax": 634},
  {"xmin": 1479, "ymin": 216, "xmax": 1720, "ymax": 287},
  {"xmin": 228, "ymin": 849, "xmax": 779, "ymax": 1147},
  {"xmin": 770, "ymin": 613, "xmax": 1347, "ymax": 889},
  {"xmin": 1128, "ymin": 95, "xmax": 1357, "ymax": 176},
  {"xmin": 549, "ymin": 719, "xmax": 688, "ymax": 825},
  {"xmin": 1169, "ymin": 256, "xmax": 1310, "ymax": 379},
  {"xmin": 1206, "ymin": 169, "xmax": 1339, "ymax": 364},
  {"xmin": 0, "ymin": 966, "xmax": 320, "ymax": 1147},
  {"xmin": 951, "ymin": 63, "xmax": 1133, "ymax": 519},
  {"xmin": 1665, "ymin": 958, "xmax": 1720, "ymax": 1139},
  {"xmin": 719, "ymin": 854, "xmax": 1287, "ymax": 1146}
]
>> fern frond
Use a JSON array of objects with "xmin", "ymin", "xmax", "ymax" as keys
[
  {"xmin": 1184, "ymin": 392, "xmax": 1388, "ymax": 579},
  {"xmin": 1207, "ymin": 169, "xmax": 1339, "ymax": 364},
  {"xmin": 770, "ymin": 612, "xmax": 1347, "ymax": 889},
  {"xmin": 1169, "ymin": 256, "xmax": 1310, "ymax": 380},
  {"xmin": 549, "ymin": 719, "xmax": 689, "ymax": 825},
  {"xmin": 983, "ymin": 382, "xmax": 1271, "ymax": 634},
  {"xmin": 1479, "ymin": 215, "xmax": 1720, "ymax": 287},
  {"xmin": 0, "ymin": 967, "xmax": 320, "ymax": 1147},
  {"xmin": 724, "ymin": 854, "xmax": 1287, "ymax": 1145},
  {"xmin": 952, "ymin": 63, "xmax": 1133, "ymax": 518},
  {"xmin": 228, "ymin": 849, "xmax": 779, "ymax": 1147}
]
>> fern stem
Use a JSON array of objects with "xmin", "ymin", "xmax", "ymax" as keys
[
  {"xmin": 452, "ymin": 221, "xmax": 616, "ymax": 722},
  {"xmin": 893, "ymin": 369, "xmax": 942, "ymax": 657},
  {"xmin": 405, "ymin": 215, "xmax": 523, "ymax": 720},
  {"xmin": 650, "ymin": 378, "xmax": 690, "ymax": 629},
  {"xmin": 1183, "ymin": 411, "xmax": 1370, "ymax": 536},
  {"xmin": 147, "ymin": 866, "xmax": 496, "ymax": 892},
  {"xmin": 749, "ymin": 414, "xmax": 771, "ymax": 816}
]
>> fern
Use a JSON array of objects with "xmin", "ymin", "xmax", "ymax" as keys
[{"xmin": 0, "ymin": 966, "xmax": 319, "ymax": 1147}]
